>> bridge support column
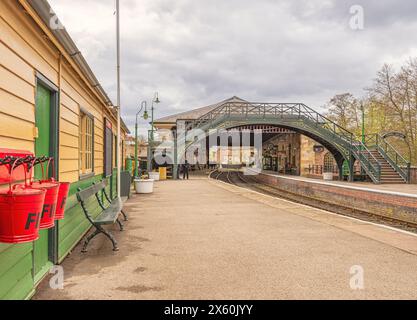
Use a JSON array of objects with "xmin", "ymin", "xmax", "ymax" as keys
[
  {"xmin": 348, "ymin": 155, "xmax": 355, "ymax": 182},
  {"xmin": 337, "ymin": 161, "xmax": 343, "ymax": 181}
]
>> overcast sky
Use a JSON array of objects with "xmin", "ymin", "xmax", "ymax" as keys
[{"xmin": 48, "ymin": 0, "xmax": 417, "ymax": 136}]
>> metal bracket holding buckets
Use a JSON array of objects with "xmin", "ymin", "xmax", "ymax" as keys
[
  {"xmin": 29, "ymin": 157, "xmax": 71, "ymax": 222},
  {"xmin": 0, "ymin": 156, "xmax": 70, "ymax": 244}
]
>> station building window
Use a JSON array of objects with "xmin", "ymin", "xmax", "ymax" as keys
[
  {"xmin": 79, "ymin": 110, "xmax": 94, "ymax": 176},
  {"xmin": 323, "ymin": 152, "xmax": 334, "ymax": 173}
]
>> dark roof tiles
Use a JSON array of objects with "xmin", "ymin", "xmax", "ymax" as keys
[{"xmin": 154, "ymin": 96, "xmax": 248, "ymax": 123}]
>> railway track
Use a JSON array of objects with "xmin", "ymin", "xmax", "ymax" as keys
[{"xmin": 210, "ymin": 170, "xmax": 417, "ymax": 234}]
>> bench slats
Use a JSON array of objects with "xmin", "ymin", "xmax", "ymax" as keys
[
  {"xmin": 77, "ymin": 180, "xmax": 108, "ymax": 202},
  {"xmin": 94, "ymin": 198, "xmax": 123, "ymax": 225}
]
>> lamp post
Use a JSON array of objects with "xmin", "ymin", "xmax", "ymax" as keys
[
  {"xmin": 135, "ymin": 101, "xmax": 149, "ymax": 178},
  {"xmin": 360, "ymin": 103, "xmax": 365, "ymax": 144},
  {"xmin": 148, "ymin": 92, "xmax": 160, "ymax": 173},
  {"xmin": 150, "ymin": 92, "xmax": 160, "ymax": 141}
]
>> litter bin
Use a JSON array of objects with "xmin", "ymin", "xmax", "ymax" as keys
[
  {"xmin": 121, "ymin": 171, "xmax": 132, "ymax": 198},
  {"xmin": 159, "ymin": 167, "xmax": 167, "ymax": 180},
  {"xmin": 125, "ymin": 157, "xmax": 133, "ymax": 176},
  {"xmin": 342, "ymin": 160, "xmax": 350, "ymax": 180}
]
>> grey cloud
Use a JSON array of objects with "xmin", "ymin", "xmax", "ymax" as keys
[
  {"xmin": 286, "ymin": 0, "xmax": 417, "ymax": 27},
  {"xmin": 49, "ymin": 0, "xmax": 416, "ymax": 136}
]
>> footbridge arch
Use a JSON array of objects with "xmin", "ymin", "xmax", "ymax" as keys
[{"xmin": 176, "ymin": 101, "xmax": 381, "ymax": 183}]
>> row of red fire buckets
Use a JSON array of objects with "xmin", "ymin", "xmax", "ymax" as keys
[{"xmin": 0, "ymin": 156, "xmax": 70, "ymax": 244}]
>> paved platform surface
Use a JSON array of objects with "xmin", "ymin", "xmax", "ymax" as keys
[
  {"xmin": 262, "ymin": 170, "xmax": 417, "ymax": 196},
  {"xmin": 34, "ymin": 178, "xmax": 417, "ymax": 300}
]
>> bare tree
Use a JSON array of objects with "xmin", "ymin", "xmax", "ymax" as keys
[
  {"xmin": 324, "ymin": 59, "xmax": 417, "ymax": 163},
  {"xmin": 325, "ymin": 93, "xmax": 361, "ymax": 134},
  {"xmin": 368, "ymin": 62, "xmax": 417, "ymax": 162}
]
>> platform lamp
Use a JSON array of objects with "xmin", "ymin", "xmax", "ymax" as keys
[
  {"xmin": 148, "ymin": 92, "xmax": 160, "ymax": 173},
  {"xmin": 360, "ymin": 102, "xmax": 365, "ymax": 144},
  {"xmin": 150, "ymin": 92, "xmax": 161, "ymax": 142},
  {"xmin": 135, "ymin": 101, "xmax": 149, "ymax": 178}
]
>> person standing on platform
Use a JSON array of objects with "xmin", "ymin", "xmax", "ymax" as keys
[{"xmin": 182, "ymin": 160, "xmax": 190, "ymax": 180}]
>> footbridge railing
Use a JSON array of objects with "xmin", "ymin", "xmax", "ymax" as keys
[
  {"xmin": 365, "ymin": 133, "xmax": 411, "ymax": 182},
  {"xmin": 182, "ymin": 101, "xmax": 383, "ymax": 183}
]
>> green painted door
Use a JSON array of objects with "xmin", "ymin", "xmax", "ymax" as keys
[{"xmin": 34, "ymin": 84, "xmax": 53, "ymax": 283}]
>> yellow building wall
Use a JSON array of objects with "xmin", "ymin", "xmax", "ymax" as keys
[
  {"xmin": 299, "ymin": 135, "xmax": 338, "ymax": 177},
  {"xmin": 0, "ymin": 0, "xmax": 128, "ymax": 300},
  {"xmin": 300, "ymin": 135, "xmax": 316, "ymax": 176},
  {"xmin": 0, "ymin": 0, "xmax": 125, "ymax": 183}
]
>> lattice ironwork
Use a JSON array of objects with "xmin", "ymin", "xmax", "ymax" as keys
[
  {"xmin": 227, "ymin": 125, "xmax": 294, "ymax": 133},
  {"xmin": 179, "ymin": 101, "xmax": 386, "ymax": 183}
]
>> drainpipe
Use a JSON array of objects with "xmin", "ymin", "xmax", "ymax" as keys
[{"xmin": 116, "ymin": 0, "xmax": 121, "ymax": 198}]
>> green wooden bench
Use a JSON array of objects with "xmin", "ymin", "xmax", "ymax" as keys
[{"xmin": 76, "ymin": 179, "xmax": 128, "ymax": 252}]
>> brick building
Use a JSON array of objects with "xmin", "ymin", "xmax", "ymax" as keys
[{"xmin": 152, "ymin": 96, "xmax": 341, "ymax": 179}]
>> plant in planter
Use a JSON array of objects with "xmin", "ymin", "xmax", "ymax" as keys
[{"xmin": 134, "ymin": 175, "xmax": 154, "ymax": 194}]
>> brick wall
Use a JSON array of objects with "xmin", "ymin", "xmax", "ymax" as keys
[{"xmin": 254, "ymin": 173, "xmax": 417, "ymax": 224}]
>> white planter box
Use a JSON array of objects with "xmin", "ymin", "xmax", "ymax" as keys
[
  {"xmin": 323, "ymin": 172, "xmax": 333, "ymax": 181},
  {"xmin": 149, "ymin": 172, "xmax": 160, "ymax": 181},
  {"xmin": 134, "ymin": 179, "xmax": 155, "ymax": 194}
]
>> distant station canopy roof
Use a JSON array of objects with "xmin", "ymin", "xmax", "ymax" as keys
[
  {"xmin": 153, "ymin": 96, "xmax": 293, "ymax": 133},
  {"xmin": 154, "ymin": 96, "xmax": 248, "ymax": 125}
]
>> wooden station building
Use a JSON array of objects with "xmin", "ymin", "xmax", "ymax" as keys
[{"xmin": 0, "ymin": 0, "xmax": 129, "ymax": 299}]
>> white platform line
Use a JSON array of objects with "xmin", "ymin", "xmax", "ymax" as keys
[
  {"xmin": 256, "ymin": 170, "xmax": 417, "ymax": 199},
  {"xmin": 211, "ymin": 177, "xmax": 417, "ymax": 238}
]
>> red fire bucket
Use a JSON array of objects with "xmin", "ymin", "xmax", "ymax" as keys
[
  {"xmin": 31, "ymin": 181, "xmax": 59, "ymax": 229},
  {"xmin": 55, "ymin": 182, "xmax": 70, "ymax": 220},
  {"xmin": 0, "ymin": 158, "xmax": 46, "ymax": 244},
  {"xmin": 30, "ymin": 158, "xmax": 60, "ymax": 229}
]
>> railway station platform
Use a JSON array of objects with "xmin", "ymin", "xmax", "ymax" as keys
[
  {"xmin": 34, "ymin": 177, "xmax": 417, "ymax": 300},
  {"xmin": 245, "ymin": 170, "xmax": 417, "ymax": 227},
  {"xmin": 262, "ymin": 170, "xmax": 417, "ymax": 196}
]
